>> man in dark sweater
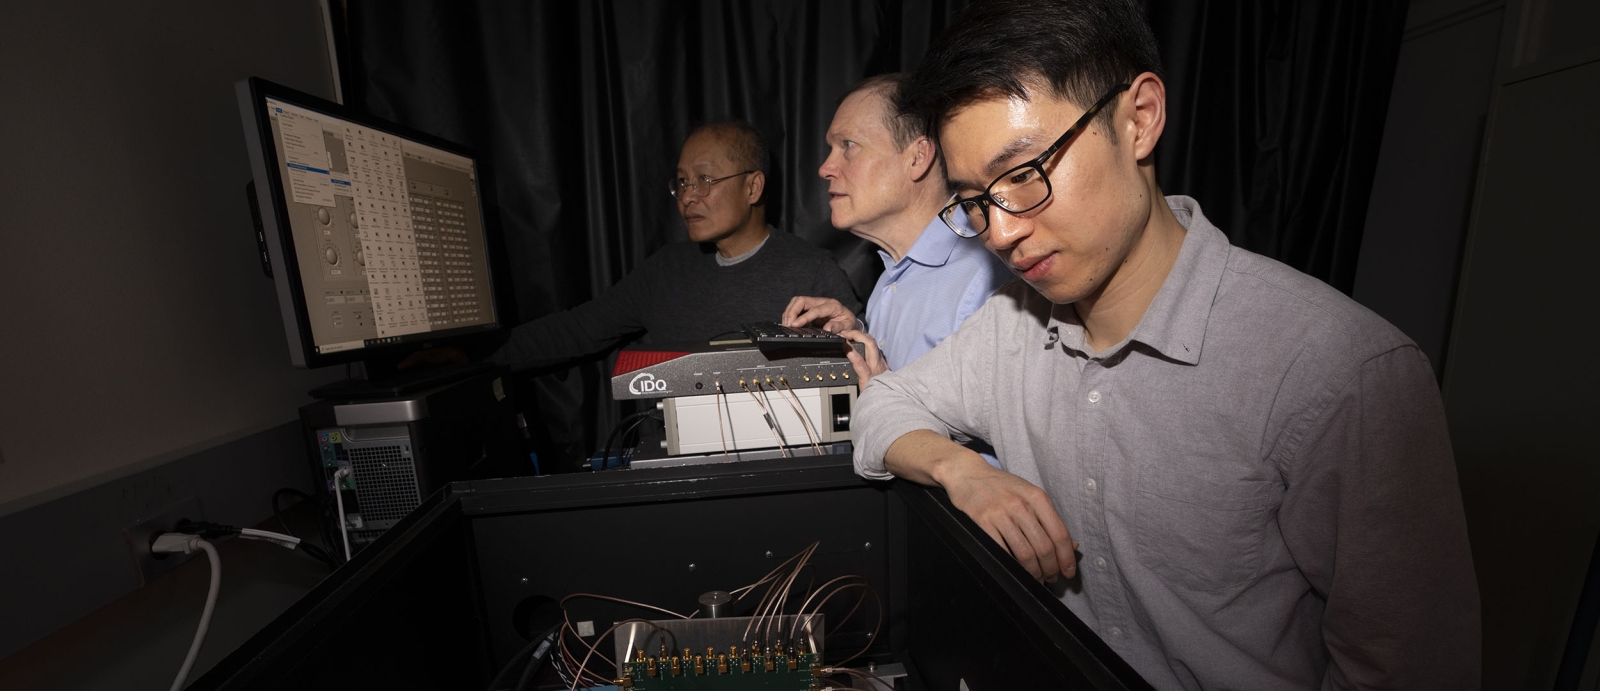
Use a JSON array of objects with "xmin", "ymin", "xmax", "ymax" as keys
[{"xmin": 488, "ymin": 121, "xmax": 860, "ymax": 371}]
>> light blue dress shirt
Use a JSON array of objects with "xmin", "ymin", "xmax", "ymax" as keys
[
  {"xmin": 863, "ymin": 214, "xmax": 1012, "ymax": 467},
  {"xmin": 863, "ymin": 215, "xmax": 1012, "ymax": 370}
]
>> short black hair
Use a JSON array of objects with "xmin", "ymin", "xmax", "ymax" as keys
[
  {"xmin": 838, "ymin": 73, "xmax": 923, "ymax": 151},
  {"xmin": 900, "ymin": 0, "xmax": 1162, "ymax": 139},
  {"xmin": 686, "ymin": 120, "xmax": 770, "ymax": 175}
]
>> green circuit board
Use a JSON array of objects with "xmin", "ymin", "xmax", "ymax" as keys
[{"xmin": 619, "ymin": 649, "xmax": 818, "ymax": 690}]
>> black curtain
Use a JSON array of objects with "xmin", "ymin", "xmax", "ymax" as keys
[
  {"xmin": 1147, "ymin": 0, "xmax": 1407, "ymax": 296},
  {"xmin": 338, "ymin": 0, "xmax": 1406, "ymax": 467}
]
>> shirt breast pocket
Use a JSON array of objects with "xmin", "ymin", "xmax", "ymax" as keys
[{"xmin": 1134, "ymin": 465, "xmax": 1274, "ymax": 592}]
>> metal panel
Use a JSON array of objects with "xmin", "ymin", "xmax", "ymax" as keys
[
  {"xmin": 611, "ymin": 344, "xmax": 858, "ymax": 400},
  {"xmin": 190, "ymin": 457, "xmax": 1155, "ymax": 690},
  {"xmin": 1444, "ymin": 55, "xmax": 1600, "ymax": 691},
  {"xmin": 629, "ymin": 440, "xmax": 852, "ymax": 471},
  {"xmin": 343, "ymin": 435, "xmax": 420, "ymax": 530},
  {"xmin": 465, "ymin": 461, "xmax": 893, "ymax": 677},
  {"xmin": 333, "ymin": 398, "xmax": 429, "ymax": 425},
  {"xmin": 1353, "ymin": 6, "xmax": 1503, "ymax": 373},
  {"xmin": 664, "ymin": 386, "xmax": 854, "ymax": 455},
  {"xmin": 901, "ymin": 486, "xmax": 1153, "ymax": 691}
]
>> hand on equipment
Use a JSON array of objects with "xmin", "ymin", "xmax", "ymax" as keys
[
  {"xmin": 782, "ymin": 295, "xmax": 862, "ymax": 333},
  {"xmin": 935, "ymin": 449, "xmax": 1079, "ymax": 583},
  {"xmin": 838, "ymin": 329, "xmax": 888, "ymax": 387}
]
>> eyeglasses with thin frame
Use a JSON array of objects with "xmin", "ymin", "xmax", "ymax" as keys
[
  {"xmin": 669, "ymin": 170, "xmax": 756, "ymax": 200},
  {"xmin": 939, "ymin": 83, "xmax": 1131, "ymax": 238}
]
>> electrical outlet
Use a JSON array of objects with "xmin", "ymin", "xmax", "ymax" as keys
[{"xmin": 122, "ymin": 496, "xmax": 203, "ymax": 587}]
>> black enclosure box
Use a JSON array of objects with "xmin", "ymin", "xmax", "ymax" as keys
[{"xmin": 190, "ymin": 456, "xmax": 1152, "ymax": 690}]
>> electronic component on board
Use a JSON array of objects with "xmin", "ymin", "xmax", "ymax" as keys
[
  {"xmin": 543, "ymin": 542, "xmax": 880, "ymax": 690},
  {"xmin": 620, "ymin": 650, "xmax": 819, "ymax": 690}
]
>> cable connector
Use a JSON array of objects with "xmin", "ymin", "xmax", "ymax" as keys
[
  {"xmin": 333, "ymin": 467, "xmax": 354, "ymax": 561},
  {"xmin": 152, "ymin": 532, "xmax": 203, "ymax": 555},
  {"xmin": 175, "ymin": 519, "xmax": 240, "ymax": 540}
]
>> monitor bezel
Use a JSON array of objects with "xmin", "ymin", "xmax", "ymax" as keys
[{"xmin": 236, "ymin": 77, "xmax": 504, "ymax": 370}]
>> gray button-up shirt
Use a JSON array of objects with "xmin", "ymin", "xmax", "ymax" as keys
[{"xmin": 854, "ymin": 197, "xmax": 1479, "ymax": 690}]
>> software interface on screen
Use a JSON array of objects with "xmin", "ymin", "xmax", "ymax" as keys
[{"xmin": 264, "ymin": 98, "xmax": 496, "ymax": 355}]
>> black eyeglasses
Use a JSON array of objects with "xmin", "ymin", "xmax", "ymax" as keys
[
  {"xmin": 669, "ymin": 170, "xmax": 755, "ymax": 200},
  {"xmin": 939, "ymin": 83, "xmax": 1131, "ymax": 238}
]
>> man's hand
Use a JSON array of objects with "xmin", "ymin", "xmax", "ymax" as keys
[
  {"xmin": 838, "ymin": 328, "xmax": 889, "ymax": 387},
  {"xmin": 397, "ymin": 346, "xmax": 469, "ymax": 369},
  {"xmin": 782, "ymin": 296, "xmax": 861, "ymax": 333},
  {"xmin": 886, "ymin": 431, "xmax": 1078, "ymax": 581}
]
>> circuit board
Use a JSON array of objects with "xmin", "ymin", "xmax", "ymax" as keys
[{"xmin": 618, "ymin": 647, "xmax": 819, "ymax": 690}]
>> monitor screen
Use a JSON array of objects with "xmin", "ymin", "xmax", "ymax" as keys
[{"xmin": 236, "ymin": 78, "xmax": 500, "ymax": 368}]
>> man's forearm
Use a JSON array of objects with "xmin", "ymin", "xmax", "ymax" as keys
[
  {"xmin": 884, "ymin": 429, "xmax": 990, "ymax": 487},
  {"xmin": 884, "ymin": 429, "xmax": 1079, "ymax": 581},
  {"xmin": 490, "ymin": 296, "xmax": 642, "ymax": 371}
]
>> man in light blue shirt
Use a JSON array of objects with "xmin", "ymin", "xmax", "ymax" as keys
[
  {"xmin": 859, "ymin": 214, "xmax": 1005, "ymax": 371},
  {"xmin": 783, "ymin": 73, "xmax": 1011, "ymax": 382}
]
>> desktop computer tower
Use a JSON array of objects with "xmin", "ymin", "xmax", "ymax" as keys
[{"xmin": 298, "ymin": 366, "xmax": 526, "ymax": 552}]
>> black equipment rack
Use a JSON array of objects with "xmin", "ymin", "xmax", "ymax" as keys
[{"xmin": 187, "ymin": 455, "xmax": 1152, "ymax": 690}]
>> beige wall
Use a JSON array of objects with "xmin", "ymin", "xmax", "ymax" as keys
[{"xmin": 0, "ymin": 1, "xmax": 342, "ymax": 516}]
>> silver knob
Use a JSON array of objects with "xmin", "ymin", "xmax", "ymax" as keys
[{"xmin": 698, "ymin": 590, "xmax": 732, "ymax": 618}]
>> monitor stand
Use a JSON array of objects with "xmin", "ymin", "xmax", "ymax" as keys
[{"xmin": 309, "ymin": 361, "xmax": 495, "ymax": 400}]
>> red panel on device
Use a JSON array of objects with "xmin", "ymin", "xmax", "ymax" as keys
[{"xmin": 612, "ymin": 350, "xmax": 691, "ymax": 376}]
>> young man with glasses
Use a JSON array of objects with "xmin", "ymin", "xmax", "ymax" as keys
[
  {"xmin": 483, "ymin": 121, "xmax": 859, "ymax": 371},
  {"xmin": 851, "ymin": 1, "xmax": 1479, "ymax": 689},
  {"xmin": 781, "ymin": 73, "xmax": 1010, "ymax": 390}
]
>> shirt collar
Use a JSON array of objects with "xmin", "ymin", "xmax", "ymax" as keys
[
  {"xmin": 1040, "ymin": 196, "xmax": 1228, "ymax": 365},
  {"xmin": 1125, "ymin": 195, "xmax": 1230, "ymax": 365},
  {"xmin": 714, "ymin": 227, "xmax": 772, "ymax": 267},
  {"xmin": 880, "ymin": 214, "xmax": 961, "ymax": 270}
]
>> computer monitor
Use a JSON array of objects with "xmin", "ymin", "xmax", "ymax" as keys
[{"xmin": 235, "ymin": 77, "xmax": 502, "ymax": 375}]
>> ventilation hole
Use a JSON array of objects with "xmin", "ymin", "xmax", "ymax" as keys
[{"xmin": 345, "ymin": 443, "xmax": 421, "ymax": 524}]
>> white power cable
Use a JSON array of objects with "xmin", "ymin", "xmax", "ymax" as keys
[
  {"xmin": 151, "ymin": 534, "xmax": 221, "ymax": 691},
  {"xmin": 238, "ymin": 527, "xmax": 301, "ymax": 550},
  {"xmin": 333, "ymin": 467, "xmax": 353, "ymax": 561}
]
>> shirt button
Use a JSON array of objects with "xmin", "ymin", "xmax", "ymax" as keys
[
  {"xmin": 1087, "ymin": 390, "xmax": 1102, "ymax": 404},
  {"xmin": 1084, "ymin": 478, "xmax": 1097, "ymax": 492},
  {"xmin": 1110, "ymin": 627, "xmax": 1123, "ymax": 638},
  {"xmin": 1094, "ymin": 557, "xmax": 1107, "ymax": 570}
]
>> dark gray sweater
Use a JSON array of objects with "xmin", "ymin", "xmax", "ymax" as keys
[{"xmin": 491, "ymin": 231, "xmax": 860, "ymax": 371}]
